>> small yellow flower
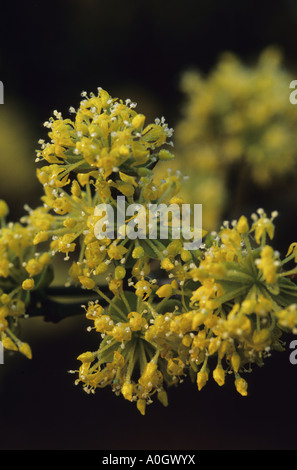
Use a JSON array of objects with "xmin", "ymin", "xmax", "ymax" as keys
[
  {"xmin": 128, "ymin": 311, "xmax": 147, "ymax": 332},
  {"xmin": 276, "ymin": 305, "xmax": 297, "ymax": 329},
  {"xmin": 79, "ymin": 276, "xmax": 96, "ymax": 290},
  {"xmin": 109, "ymin": 279, "xmax": 123, "ymax": 298},
  {"xmin": 109, "ymin": 322, "xmax": 131, "ymax": 343},
  {"xmin": 107, "ymin": 243, "xmax": 128, "ymax": 261},
  {"xmin": 167, "ymin": 357, "xmax": 184, "ymax": 376},
  {"xmin": 251, "ymin": 209, "xmax": 277, "ymax": 244},
  {"xmin": 121, "ymin": 382, "xmax": 134, "ymax": 401},
  {"xmin": 18, "ymin": 342, "xmax": 32, "ymax": 359},
  {"xmin": 134, "ymin": 280, "xmax": 152, "ymax": 300},
  {"xmin": 25, "ymin": 258, "xmax": 44, "ymax": 277}
]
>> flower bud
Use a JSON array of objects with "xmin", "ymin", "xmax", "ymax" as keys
[
  {"xmin": 156, "ymin": 284, "xmax": 172, "ymax": 298},
  {"xmin": 157, "ymin": 390, "xmax": 168, "ymax": 407},
  {"xmin": 213, "ymin": 363, "xmax": 225, "ymax": 386},
  {"xmin": 132, "ymin": 246, "xmax": 145, "ymax": 259},
  {"xmin": 22, "ymin": 278, "xmax": 35, "ymax": 291},
  {"xmin": 2, "ymin": 337, "xmax": 17, "ymax": 351},
  {"xmin": 235, "ymin": 377, "xmax": 248, "ymax": 396},
  {"xmin": 237, "ymin": 215, "xmax": 249, "ymax": 234},
  {"xmin": 18, "ymin": 342, "xmax": 32, "ymax": 359},
  {"xmin": 132, "ymin": 114, "xmax": 145, "ymax": 129},
  {"xmin": 136, "ymin": 399, "xmax": 146, "ymax": 416},
  {"xmin": 197, "ymin": 368, "xmax": 209, "ymax": 391},
  {"xmin": 114, "ymin": 266, "xmax": 126, "ymax": 280},
  {"xmin": 77, "ymin": 351, "xmax": 95, "ymax": 363},
  {"xmin": 158, "ymin": 149, "xmax": 175, "ymax": 161}
]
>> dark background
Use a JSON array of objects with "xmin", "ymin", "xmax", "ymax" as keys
[{"xmin": 0, "ymin": 0, "xmax": 297, "ymax": 450}]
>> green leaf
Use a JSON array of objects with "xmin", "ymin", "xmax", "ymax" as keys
[
  {"xmin": 109, "ymin": 290, "xmax": 138, "ymax": 318},
  {"xmin": 156, "ymin": 298, "xmax": 183, "ymax": 315},
  {"xmin": 139, "ymin": 239, "xmax": 162, "ymax": 260},
  {"xmin": 279, "ymin": 276, "xmax": 297, "ymax": 291}
]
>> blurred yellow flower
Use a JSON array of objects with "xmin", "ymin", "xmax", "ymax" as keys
[{"xmin": 155, "ymin": 47, "xmax": 297, "ymax": 230}]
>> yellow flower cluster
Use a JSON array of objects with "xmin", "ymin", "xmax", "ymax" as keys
[
  {"xmin": 72, "ymin": 205, "xmax": 297, "ymax": 414},
  {"xmin": 155, "ymin": 47, "xmax": 297, "ymax": 230},
  {"xmin": 4, "ymin": 87, "xmax": 297, "ymax": 416},
  {"xmin": 32, "ymin": 88, "xmax": 182, "ymax": 294},
  {"xmin": 0, "ymin": 200, "xmax": 53, "ymax": 357},
  {"xmin": 36, "ymin": 88, "xmax": 174, "ymax": 177}
]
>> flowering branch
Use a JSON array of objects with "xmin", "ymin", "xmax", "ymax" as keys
[{"xmin": 1, "ymin": 88, "xmax": 297, "ymax": 417}]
